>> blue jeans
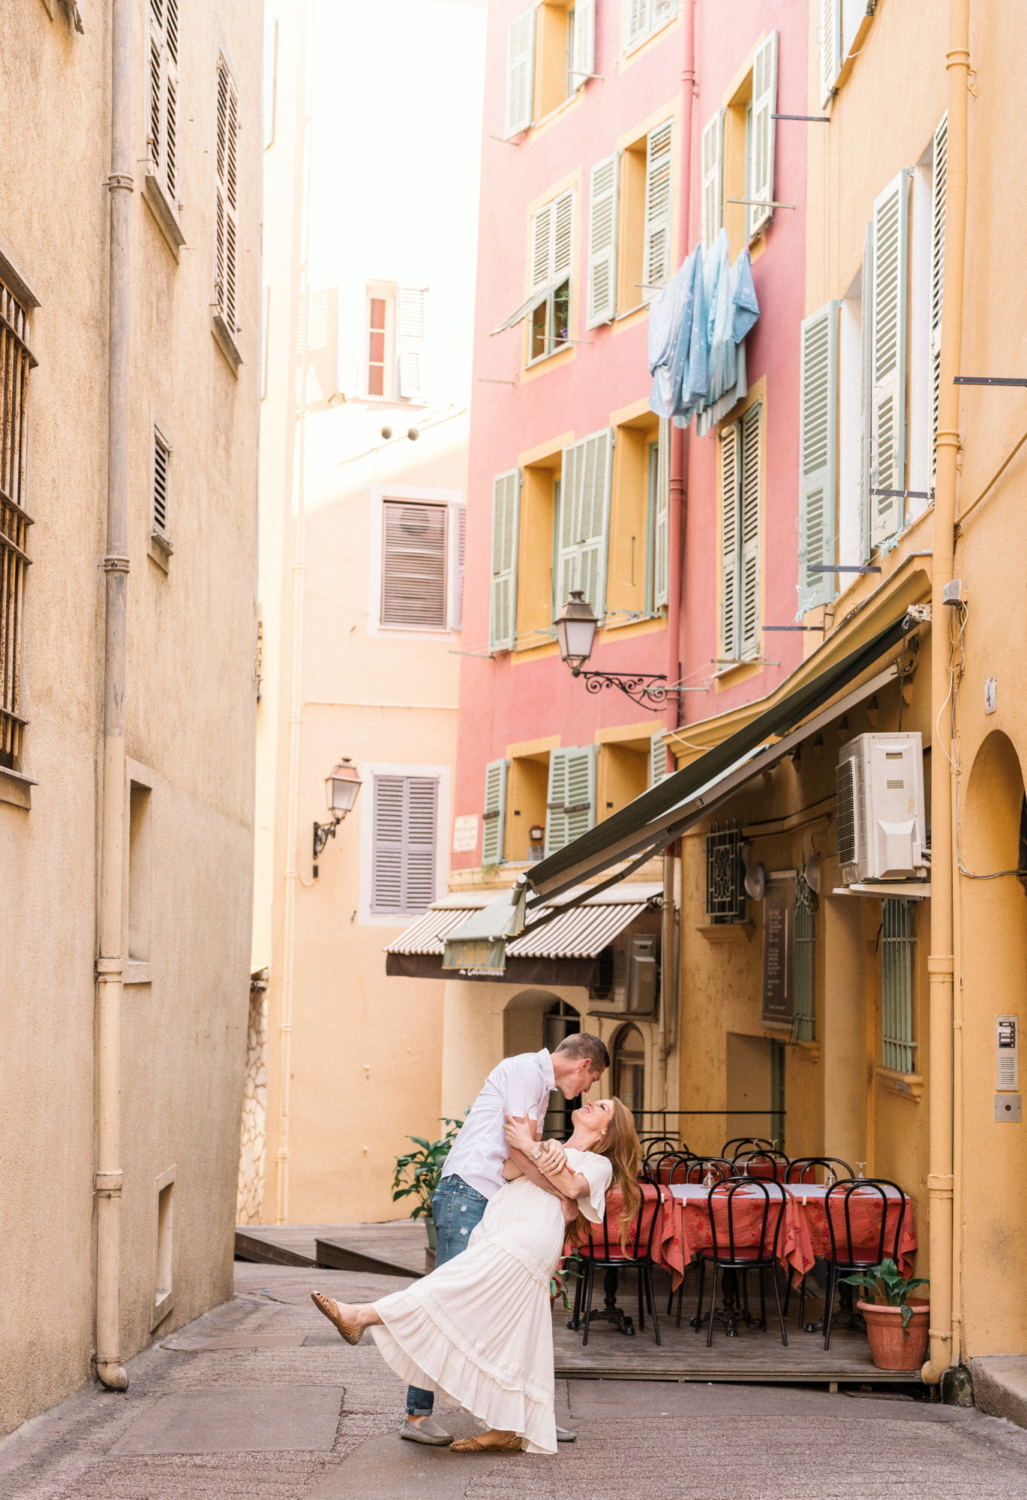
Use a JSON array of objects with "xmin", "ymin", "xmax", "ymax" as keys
[{"xmin": 406, "ymin": 1174, "xmax": 489, "ymax": 1416}]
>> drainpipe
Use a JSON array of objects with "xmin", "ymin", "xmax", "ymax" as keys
[
  {"xmin": 95, "ymin": 0, "xmax": 132, "ymax": 1392},
  {"xmin": 922, "ymin": 0, "xmax": 969, "ymax": 1386}
]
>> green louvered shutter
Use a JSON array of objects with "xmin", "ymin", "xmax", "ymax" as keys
[
  {"xmin": 859, "ymin": 221, "xmax": 873, "ymax": 563},
  {"xmin": 505, "ymin": 9, "xmax": 535, "ymax": 139},
  {"xmin": 797, "ymin": 303, "xmax": 838, "ymax": 612},
  {"xmin": 749, "ymin": 31, "xmax": 778, "ymax": 240},
  {"xmin": 587, "ymin": 154, "xmax": 618, "ymax": 328},
  {"xmin": 720, "ymin": 422, "xmax": 740, "ymax": 662},
  {"xmin": 701, "ymin": 110, "xmax": 724, "ymax": 252},
  {"xmin": 489, "ymin": 470, "xmax": 520, "ymax": 651},
  {"xmin": 650, "ymin": 731, "xmax": 668, "ymax": 787},
  {"xmin": 870, "ymin": 170, "xmax": 909, "ymax": 547},
  {"xmin": 576, "ymin": 429, "xmax": 613, "ymax": 618},
  {"xmin": 555, "ymin": 447, "xmax": 581, "ymax": 612},
  {"xmin": 652, "ymin": 417, "xmax": 670, "ymax": 609},
  {"xmin": 546, "ymin": 746, "xmax": 595, "ymax": 856},
  {"xmin": 930, "ymin": 114, "xmax": 947, "ymax": 486},
  {"xmin": 739, "ymin": 403, "xmax": 762, "ymax": 659},
  {"xmin": 482, "ymin": 758, "xmax": 507, "ymax": 865}
]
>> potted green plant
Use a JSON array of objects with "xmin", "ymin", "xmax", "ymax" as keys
[
  {"xmin": 391, "ymin": 1117, "xmax": 463, "ymax": 1253},
  {"xmin": 841, "ymin": 1258, "xmax": 930, "ymax": 1371}
]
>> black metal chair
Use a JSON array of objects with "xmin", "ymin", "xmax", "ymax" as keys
[
  {"xmin": 571, "ymin": 1183, "xmax": 667, "ymax": 1347},
  {"xmin": 784, "ymin": 1156, "xmax": 854, "ymax": 1185},
  {"xmin": 823, "ymin": 1179, "xmax": 906, "ymax": 1350},
  {"xmin": 639, "ymin": 1159, "xmax": 658, "ymax": 1184},
  {"xmin": 651, "ymin": 1151, "xmax": 695, "ymax": 1186},
  {"xmin": 692, "ymin": 1179, "xmax": 789, "ymax": 1346},
  {"xmin": 682, "ymin": 1156, "xmax": 737, "ymax": 1184},
  {"xmin": 735, "ymin": 1149, "xmax": 790, "ymax": 1182},
  {"xmin": 643, "ymin": 1136, "xmax": 680, "ymax": 1161}
]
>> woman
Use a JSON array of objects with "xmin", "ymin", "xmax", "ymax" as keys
[{"xmin": 311, "ymin": 1096, "xmax": 641, "ymax": 1455}]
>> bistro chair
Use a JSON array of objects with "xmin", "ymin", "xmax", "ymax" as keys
[
  {"xmin": 639, "ymin": 1159, "xmax": 658, "ymax": 1184},
  {"xmin": 571, "ymin": 1183, "xmax": 667, "ymax": 1347},
  {"xmin": 822, "ymin": 1179, "xmax": 906, "ymax": 1350},
  {"xmin": 652, "ymin": 1151, "xmax": 695, "ymax": 1186},
  {"xmin": 682, "ymin": 1156, "xmax": 738, "ymax": 1184},
  {"xmin": 784, "ymin": 1156, "xmax": 854, "ymax": 1185},
  {"xmin": 722, "ymin": 1137, "xmax": 774, "ymax": 1160},
  {"xmin": 690, "ymin": 1179, "xmax": 789, "ymax": 1346},
  {"xmin": 643, "ymin": 1136, "xmax": 686, "ymax": 1162},
  {"xmin": 735, "ymin": 1149, "xmax": 790, "ymax": 1181}
]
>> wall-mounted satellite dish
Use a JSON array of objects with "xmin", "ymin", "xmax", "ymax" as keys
[{"xmin": 744, "ymin": 862, "xmax": 766, "ymax": 901}]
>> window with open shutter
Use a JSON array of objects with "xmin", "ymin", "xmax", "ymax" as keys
[
  {"xmin": 739, "ymin": 403, "xmax": 762, "ymax": 658},
  {"xmin": 820, "ymin": 0, "xmax": 841, "ymax": 108},
  {"xmin": 215, "ymin": 56, "xmax": 240, "ymax": 334},
  {"xmin": 381, "ymin": 501, "xmax": 448, "ymax": 629},
  {"xmin": 556, "ymin": 429, "xmax": 613, "ymax": 617},
  {"xmin": 797, "ymin": 303, "xmax": 838, "ymax": 612},
  {"xmin": 701, "ymin": 111, "xmax": 724, "ymax": 252},
  {"xmin": 929, "ymin": 115, "xmax": 947, "ymax": 486},
  {"xmin": 0, "ymin": 281, "xmax": 32, "ymax": 769},
  {"xmin": 748, "ymin": 30, "xmax": 778, "ymax": 241},
  {"xmin": 870, "ymin": 170, "xmax": 909, "ymax": 547},
  {"xmin": 371, "ymin": 776, "xmax": 439, "ymax": 914},
  {"xmin": 643, "ymin": 121, "xmax": 674, "ymax": 298},
  {"xmin": 482, "ymin": 759, "xmax": 508, "ymax": 865},
  {"xmin": 398, "ymin": 286, "xmax": 426, "ymax": 400},
  {"xmin": 506, "ymin": 8, "xmax": 536, "ymax": 139},
  {"xmin": 720, "ymin": 423, "xmax": 740, "ymax": 662},
  {"xmin": 587, "ymin": 155, "xmax": 618, "ymax": 329},
  {"xmin": 652, "ymin": 417, "xmax": 670, "ymax": 609},
  {"xmin": 627, "ymin": 0, "xmax": 650, "ymax": 49},
  {"xmin": 572, "ymin": 0, "xmax": 595, "ymax": 84},
  {"xmin": 545, "ymin": 747, "xmax": 596, "ymax": 857},
  {"xmin": 859, "ymin": 221, "xmax": 873, "ymax": 562},
  {"xmin": 489, "ymin": 471, "xmax": 520, "ymax": 651},
  {"xmin": 650, "ymin": 731, "xmax": 668, "ymax": 787},
  {"xmin": 148, "ymin": 0, "xmax": 179, "ymax": 208}
]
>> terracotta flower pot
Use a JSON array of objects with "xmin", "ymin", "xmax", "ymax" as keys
[{"xmin": 857, "ymin": 1297, "xmax": 930, "ymax": 1371}]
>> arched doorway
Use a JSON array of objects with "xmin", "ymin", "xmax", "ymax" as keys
[
  {"xmin": 612, "ymin": 1023, "xmax": 645, "ymax": 1128},
  {"xmin": 543, "ymin": 1000, "xmax": 581, "ymax": 1137}
]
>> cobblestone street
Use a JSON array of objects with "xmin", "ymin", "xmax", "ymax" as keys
[{"xmin": 2, "ymin": 1264, "xmax": 1026, "ymax": 1499}]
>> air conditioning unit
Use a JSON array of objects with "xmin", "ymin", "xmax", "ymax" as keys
[
  {"xmin": 588, "ymin": 934, "xmax": 659, "ymax": 1017},
  {"xmin": 836, "ymin": 732, "xmax": 928, "ymax": 886}
]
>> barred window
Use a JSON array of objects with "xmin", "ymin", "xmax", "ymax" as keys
[
  {"xmin": 793, "ymin": 867, "xmax": 817, "ymax": 1042},
  {"xmin": 705, "ymin": 821, "xmax": 747, "ymax": 923},
  {"xmin": 882, "ymin": 898, "xmax": 916, "ymax": 1073},
  {"xmin": 0, "ymin": 281, "xmax": 34, "ymax": 770}
]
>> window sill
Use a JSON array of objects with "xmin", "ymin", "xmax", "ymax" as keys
[
  {"xmin": 696, "ymin": 921, "xmax": 754, "ymax": 944},
  {"xmin": 0, "ymin": 764, "xmax": 36, "ymax": 810},
  {"xmin": 793, "ymin": 1038, "xmax": 821, "ymax": 1062},
  {"xmin": 142, "ymin": 172, "xmax": 186, "ymax": 262},
  {"xmin": 212, "ymin": 312, "xmax": 242, "ymax": 377},
  {"xmin": 602, "ymin": 609, "xmax": 664, "ymax": 632},
  {"xmin": 149, "ymin": 529, "xmax": 173, "ymax": 573},
  {"xmin": 526, "ymin": 342, "xmax": 572, "ymax": 369},
  {"xmin": 875, "ymin": 1066, "xmax": 923, "ymax": 1102},
  {"xmin": 125, "ymin": 962, "xmax": 152, "ymax": 986}
]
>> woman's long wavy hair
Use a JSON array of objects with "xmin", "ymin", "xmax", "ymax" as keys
[{"xmin": 569, "ymin": 1097, "xmax": 642, "ymax": 1252}]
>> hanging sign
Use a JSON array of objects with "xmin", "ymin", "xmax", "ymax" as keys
[{"xmin": 761, "ymin": 873, "xmax": 795, "ymax": 1028}]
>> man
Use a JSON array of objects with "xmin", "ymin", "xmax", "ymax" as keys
[{"xmin": 401, "ymin": 1032, "xmax": 610, "ymax": 1447}]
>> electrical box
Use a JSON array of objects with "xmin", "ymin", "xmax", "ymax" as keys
[
  {"xmin": 997, "ymin": 1015, "xmax": 1020, "ymax": 1091},
  {"xmin": 995, "ymin": 1094, "xmax": 1022, "ymax": 1123},
  {"xmin": 836, "ymin": 732, "xmax": 928, "ymax": 886},
  {"xmin": 588, "ymin": 933, "xmax": 659, "ymax": 1017}
]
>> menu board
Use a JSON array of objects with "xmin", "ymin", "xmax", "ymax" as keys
[{"xmin": 761, "ymin": 874, "xmax": 795, "ymax": 1027}]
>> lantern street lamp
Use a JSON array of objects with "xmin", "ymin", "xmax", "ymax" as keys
[
  {"xmin": 554, "ymin": 589, "xmax": 670, "ymax": 711},
  {"xmin": 313, "ymin": 757, "xmax": 362, "ymax": 877}
]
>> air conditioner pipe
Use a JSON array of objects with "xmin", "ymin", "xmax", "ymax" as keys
[
  {"xmin": 922, "ymin": 0, "xmax": 970, "ymax": 1386},
  {"xmin": 95, "ymin": 0, "xmax": 133, "ymax": 1393}
]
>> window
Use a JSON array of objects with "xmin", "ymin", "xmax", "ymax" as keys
[
  {"xmin": 929, "ymin": 116, "xmax": 947, "ymax": 485},
  {"xmin": 793, "ymin": 868, "xmax": 816, "ymax": 1042},
  {"xmin": 719, "ymin": 401, "xmax": 761, "ymax": 663},
  {"xmin": 881, "ymin": 898, "xmax": 916, "ymax": 1074},
  {"xmin": 505, "ymin": 2, "xmax": 596, "ymax": 137},
  {"xmin": 747, "ymin": 32, "xmax": 778, "ymax": 242},
  {"xmin": 606, "ymin": 119, "xmax": 674, "ymax": 319},
  {"xmin": 381, "ymin": 500, "xmax": 448, "ymax": 630},
  {"xmin": 482, "ymin": 758, "xmax": 508, "ymax": 865},
  {"xmin": 701, "ymin": 110, "xmax": 725, "ymax": 252},
  {"xmin": 505, "ymin": 8, "xmax": 536, "ymax": 138},
  {"xmin": 613, "ymin": 1023, "xmax": 645, "ymax": 1128},
  {"xmin": 145, "ymin": 0, "xmax": 184, "ymax": 254},
  {"xmin": 371, "ymin": 775, "xmax": 439, "ymax": 914},
  {"xmin": 705, "ymin": 821, "xmax": 746, "ymax": 923},
  {"xmin": 0, "ymin": 280, "xmax": 32, "ymax": 773},
  {"xmin": 716, "ymin": 34, "xmax": 777, "ymax": 256},
  {"xmin": 626, "ymin": 0, "xmax": 678, "ymax": 54},
  {"xmin": 489, "ymin": 471, "xmax": 520, "ymax": 651},
  {"xmin": 215, "ymin": 56, "xmax": 240, "ymax": 341},
  {"xmin": 150, "ymin": 425, "xmax": 173, "ymax": 568},
  {"xmin": 398, "ymin": 286, "xmax": 426, "ymax": 401},
  {"xmin": 368, "ymin": 296, "xmax": 389, "ymax": 397},
  {"xmin": 545, "ymin": 746, "xmax": 596, "ymax": 856},
  {"xmin": 530, "ymin": 190, "xmax": 573, "ymax": 361},
  {"xmin": 797, "ymin": 304, "xmax": 838, "ymax": 612},
  {"xmin": 555, "ymin": 428, "xmax": 613, "ymax": 617},
  {"xmin": 651, "ymin": 418, "xmax": 670, "ymax": 608}
]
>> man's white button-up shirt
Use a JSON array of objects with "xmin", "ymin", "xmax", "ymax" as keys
[{"xmin": 441, "ymin": 1048, "xmax": 556, "ymax": 1200}]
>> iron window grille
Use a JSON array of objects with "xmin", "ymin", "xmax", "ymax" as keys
[
  {"xmin": 882, "ymin": 897, "xmax": 916, "ymax": 1073},
  {"xmin": 0, "ymin": 279, "xmax": 34, "ymax": 770},
  {"xmin": 792, "ymin": 866, "xmax": 817, "ymax": 1042},
  {"xmin": 705, "ymin": 821, "xmax": 747, "ymax": 923}
]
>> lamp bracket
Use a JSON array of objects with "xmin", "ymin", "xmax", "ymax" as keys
[
  {"xmin": 313, "ymin": 811, "xmax": 343, "ymax": 871},
  {"xmin": 578, "ymin": 670, "xmax": 669, "ymax": 711}
]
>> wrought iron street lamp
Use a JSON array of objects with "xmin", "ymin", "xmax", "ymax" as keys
[
  {"xmin": 554, "ymin": 590, "xmax": 669, "ymax": 710},
  {"xmin": 313, "ymin": 757, "xmax": 362, "ymax": 877}
]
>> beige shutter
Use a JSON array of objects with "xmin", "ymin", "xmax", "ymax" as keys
[
  {"xmin": 587, "ymin": 154, "xmax": 618, "ymax": 328},
  {"xmin": 216, "ymin": 57, "xmax": 240, "ymax": 332},
  {"xmin": 627, "ymin": 0, "xmax": 650, "ymax": 50},
  {"xmin": 572, "ymin": 0, "xmax": 595, "ymax": 83},
  {"xmin": 371, "ymin": 776, "xmax": 438, "ymax": 914},
  {"xmin": 749, "ymin": 30, "xmax": 778, "ymax": 240},
  {"xmin": 643, "ymin": 121, "xmax": 674, "ymax": 298},
  {"xmin": 798, "ymin": 304, "xmax": 838, "ymax": 611},
  {"xmin": 653, "ymin": 0, "xmax": 678, "ymax": 21},
  {"xmin": 820, "ymin": 0, "xmax": 841, "ymax": 108},
  {"xmin": 929, "ymin": 114, "xmax": 947, "ymax": 485},
  {"xmin": 506, "ymin": 8, "xmax": 536, "ymax": 139},
  {"xmin": 482, "ymin": 759, "xmax": 508, "ymax": 865},
  {"xmin": 720, "ymin": 422, "xmax": 740, "ymax": 661},
  {"xmin": 560, "ymin": 429, "xmax": 613, "ymax": 619},
  {"xmin": 870, "ymin": 170, "xmax": 909, "ymax": 546},
  {"xmin": 652, "ymin": 417, "xmax": 671, "ymax": 608},
  {"xmin": 555, "ymin": 449, "xmax": 580, "ymax": 611},
  {"xmin": 450, "ymin": 503, "xmax": 467, "ymax": 631},
  {"xmin": 149, "ymin": 0, "xmax": 179, "ymax": 203},
  {"xmin": 398, "ymin": 285, "xmax": 425, "ymax": 399},
  {"xmin": 152, "ymin": 427, "xmax": 172, "ymax": 541},
  {"xmin": 859, "ymin": 221, "xmax": 873, "ymax": 561},
  {"xmin": 739, "ymin": 403, "xmax": 762, "ymax": 658},
  {"xmin": 381, "ymin": 501, "xmax": 449, "ymax": 629},
  {"xmin": 701, "ymin": 110, "xmax": 724, "ymax": 252},
  {"xmin": 650, "ymin": 731, "xmax": 668, "ymax": 787},
  {"xmin": 489, "ymin": 471, "xmax": 520, "ymax": 651},
  {"xmin": 553, "ymin": 188, "xmax": 574, "ymax": 285}
]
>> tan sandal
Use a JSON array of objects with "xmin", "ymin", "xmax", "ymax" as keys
[
  {"xmin": 311, "ymin": 1291, "xmax": 364, "ymax": 1345},
  {"xmin": 451, "ymin": 1433, "xmax": 522, "ymax": 1452}
]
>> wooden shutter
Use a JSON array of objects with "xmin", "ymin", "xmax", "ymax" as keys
[
  {"xmin": 643, "ymin": 121, "xmax": 674, "ymax": 297},
  {"xmin": 653, "ymin": 417, "xmax": 671, "ymax": 609},
  {"xmin": 149, "ymin": 0, "xmax": 179, "ymax": 203},
  {"xmin": 532, "ymin": 199, "xmax": 554, "ymax": 291},
  {"xmin": 650, "ymin": 731, "xmax": 668, "ymax": 787},
  {"xmin": 720, "ymin": 423, "xmax": 740, "ymax": 662},
  {"xmin": 587, "ymin": 154, "xmax": 618, "ymax": 328},
  {"xmin": 627, "ymin": 0, "xmax": 651, "ymax": 49},
  {"xmin": 371, "ymin": 776, "xmax": 438, "ymax": 914},
  {"xmin": 859, "ymin": 220, "xmax": 873, "ymax": 562},
  {"xmin": 701, "ymin": 110, "xmax": 724, "ymax": 252},
  {"xmin": 820, "ymin": 0, "xmax": 841, "ymax": 108},
  {"xmin": 749, "ymin": 30, "xmax": 778, "ymax": 240},
  {"xmin": 398, "ymin": 286, "xmax": 425, "ymax": 399},
  {"xmin": 555, "ymin": 449, "xmax": 580, "ymax": 611},
  {"xmin": 545, "ymin": 746, "xmax": 596, "ymax": 857},
  {"xmin": 930, "ymin": 114, "xmax": 947, "ymax": 485},
  {"xmin": 506, "ymin": 8, "xmax": 536, "ymax": 139},
  {"xmin": 560, "ymin": 429, "xmax": 613, "ymax": 618},
  {"xmin": 572, "ymin": 0, "xmax": 595, "ymax": 83},
  {"xmin": 482, "ymin": 759, "xmax": 508, "ymax": 865},
  {"xmin": 450, "ymin": 503, "xmax": 466, "ymax": 631},
  {"xmin": 797, "ymin": 303, "xmax": 838, "ymax": 611},
  {"xmin": 152, "ymin": 427, "xmax": 171, "ymax": 539},
  {"xmin": 381, "ymin": 501, "xmax": 448, "ymax": 629},
  {"xmin": 489, "ymin": 471, "xmax": 520, "ymax": 651},
  {"xmin": 216, "ymin": 56, "xmax": 240, "ymax": 331},
  {"xmin": 553, "ymin": 188, "xmax": 574, "ymax": 286},
  {"xmin": 739, "ymin": 403, "xmax": 762, "ymax": 658},
  {"xmin": 870, "ymin": 170, "xmax": 909, "ymax": 546}
]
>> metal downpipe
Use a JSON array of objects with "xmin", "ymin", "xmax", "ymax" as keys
[
  {"xmin": 95, "ymin": 0, "xmax": 132, "ymax": 1393},
  {"xmin": 922, "ymin": 0, "xmax": 970, "ymax": 1386}
]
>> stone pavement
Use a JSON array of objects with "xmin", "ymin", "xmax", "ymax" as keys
[{"xmin": 2, "ymin": 1262, "xmax": 1027, "ymax": 1499}]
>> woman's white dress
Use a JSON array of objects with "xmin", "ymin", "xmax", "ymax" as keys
[{"xmin": 370, "ymin": 1148, "xmax": 612, "ymax": 1455}]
